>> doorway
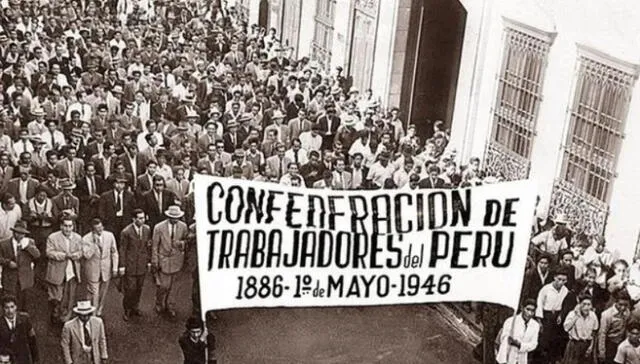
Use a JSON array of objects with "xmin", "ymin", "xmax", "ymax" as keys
[{"xmin": 400, "ymin": 0, "xmax": 467, "ymax": 141}]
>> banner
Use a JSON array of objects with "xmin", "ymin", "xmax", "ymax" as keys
[{"xmin": 194, "ymin": 175, "xmax": 537, "ymax": 312}]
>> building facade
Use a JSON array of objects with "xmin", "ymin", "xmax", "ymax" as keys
[
  {"xmin": 237, "ymin": 0, "xmax": 468, "ymax": 142},
  {"xmin": 448, "ymin": 0, "xmax": 640, "ymax": 260}
]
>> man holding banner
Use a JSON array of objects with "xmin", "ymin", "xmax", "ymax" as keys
[{"xmin": 495, "ymin": 299, "xmax": 539, "ymax": 364}]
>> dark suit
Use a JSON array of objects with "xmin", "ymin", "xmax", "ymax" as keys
[
  {"xmin": 418, "ymin": 177, "xmax": 446, "ymax": 189},
  {"xmin": 120, "ymin": 223, "xmax": 152, "ymax": 314},
  {"xmin": 0, "ymin": 237, "xmax": 40, "ymax": 307},
  {"xmin": 142, "ymin": 190, "xmax": 177, "ymax": 228},
  {"xmin": 6, "ymin": 178, "xmax": 39, "ymax": 206},
  {"xmin": 75, "ymin": 175, "xmax": 106, "ymax": 232},
  {"xmin": 98, "ymin": 189, "xmax": 135, "ymax": 245},
  {"xmin": 317, "ymin": 114, "xmax": 341, "ymax": 150},
  {"xmin": 0, "ymin": 312, "xmax": 39, "ymax": 364},
  {"xmin": 222, "ymin": 132, "xmax": 240, "ymax": 153},
  {"xmin": 118, "ymin": 154, "xmax": 146, "ymax": 186},
  {"xmin": 51, "ymin": 194, "xmax": 80, "ymax": 222}
]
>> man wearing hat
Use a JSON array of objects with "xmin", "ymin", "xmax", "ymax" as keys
[
  {"xmin": 151, "ymin": 205, "xmax": 188, "ymax": 319},
  {"xmin": 263, "ymin": 110, "xmax": 289, "ymax": 146},
  {"xmin": 46, "ymin": 216, "xmax": 83, "ymax": 324},
  {"xmin": 531, "ymin": 213, "xmax": 571, "ymax": 260},
  {"xmin": 61, "ymin": 300, "xmax": 109, "ymax": 364},
  {"xmin": 81, "ymin": 218, "xmax": 119, "ymax": 318},
  {"xmin": 52, "ymin": 179, "xmax": 80, "ymax": 222},
  {"xmin": 0, "ymin": 220, "xmax": 39, "ymax": 309}
]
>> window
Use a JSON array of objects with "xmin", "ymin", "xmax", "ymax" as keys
[
  {"xmin": 312, "ymin": 0, "xmax": 336, "ymax": 71},
  {"xmin": 490, "ymin": 23, "xmax": 552, "ymax": 159},
  {"xmin": 560, "ymin": 47, "xmax": 637, "ymax": 202}
]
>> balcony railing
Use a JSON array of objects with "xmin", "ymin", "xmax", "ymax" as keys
[
  {"xmin": 484, "ymin": 141, "xmax": 531, "ymax": 181},
  {"xmin": 548, "ymin": 179, "xmax": 609, "ymax": 236}
]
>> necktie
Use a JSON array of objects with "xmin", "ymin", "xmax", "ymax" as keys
[
  {"xmin": 170, "ymin": 224, "xmax": 175, "ymax": 240},
  {"xmin": 69, "ymin": 161, "xmax": 74, "ymax": 179},
  {"xmin": 95, "ymin": 235, "xmax": 102, "ymax": 256},
  {"xmin": 84, "ymin": 323, "xmax": 91, "ymax": 347},
  {"xmin": 138, "ymin": 227, "xmax": 142, "ymax": 240},
  {"xmin": 279, "ymin": 158, "xmax": 284, "ymax": 176},
  {"xmin": 294, "ymin": 151, "xmax": 299, "ymax": 165},
  {"xmin": 22, "ymin": 139, "xmax": 26, "ymax": 151},
  {"xmin": 115, "ymin": 192, "xmax": 122, "ymax": 212},
  {"xmin": 50, "ymin": 132, "xmax": 55, "ymax": 148},
  {"xmin": 81, "ymin": 104, "xmax": 85, "ymax": 118},
  {"xmin": 164, "ymin": 76, "xmax": 168, "ymax": 88},
  {"xmin": 89, "ymin": 177, "xmax": 95, "ymax": 196},
  {"xmin": 64, "ymin": 196, "xmax": 69, "ymax": 208},
  {"xmin": 157, "ymin": 194, "xmax": 162, "ymax": 212},
  {"xmin": 178, "ymin": 181, "xmax": 182, "ymax": 196}
]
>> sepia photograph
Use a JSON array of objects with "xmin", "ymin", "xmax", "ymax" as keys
[{"xmin": 0, "ymin": 0, "xmax": 635, "ymax": 363}]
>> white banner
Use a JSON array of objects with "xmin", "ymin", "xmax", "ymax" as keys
[{"xmin": 194, "ymin": 175, "xmax": 537, "ymax": 312}]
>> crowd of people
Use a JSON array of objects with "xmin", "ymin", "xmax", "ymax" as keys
[{"xmin": 0, "ymin": 0, "xmax": 634, "ymax": 363}]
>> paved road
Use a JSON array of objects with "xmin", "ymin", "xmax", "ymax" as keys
[{"xmin": 28, "ymin": 272, "xmax": 475, "ymax": 364}]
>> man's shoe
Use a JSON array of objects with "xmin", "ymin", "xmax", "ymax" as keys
[
  {"xmin": 166, "ymin": 309, "xmax": 176, "ymax": 318},
  {"xmin": 132, "ymin": 309, "xmax": 143, "ymax": 317},
  {"xmin": 123, "ymin": 311, "xmax": 130, "ymax": 322}
]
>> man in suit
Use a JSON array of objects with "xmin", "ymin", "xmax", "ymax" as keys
[
  {"xmin": 264, "ymin": 110, "xmax": 289, "ymax": 147},
  {"xmin": 119, "ymin": 209, "xmax": 151, "ymax": 321},
  {"xmin": 349, "ymin": 153, "xmax": 369, "ymax": 190},
  {"xmin": 46, "ymin": 216, "xmax": 83, "ymax": 324},
  {"xmin": 0, "ymin": 152, "xmax": 14, "ymax": 193},
  {"xmin": 51, "ymin": 180, "xmax": 80, "ymax": 222},
  {"xmin": 97, "ymin": 177, "xmax": 134, "ymax": 247},
  {"xmin": 197, "ymin": 142, "xmax": 230, "ymax": 176},
  {"xmin": 265, "ymin": 144, "xmax": 292, "ymax": 182},
  {"xmin": 151, "ymin": 206, "xmax": 188, "ymax": 318},
  {"xmin": 6, "ymin": 167, "xmax": 39, "ymax": 208},
  {"xmin": 0, "ymin": 295, "xmax": 38, "ymax": 364},
  {"xmin": 81, "ymin": 218, "xmax": 119, "ymax": 317},
  {"xmin": 91, "ymin": 142, "xmax": 116, "ymax": 180},
  {"xmin": 118, "ymin": 144, "xmax": 145, "ymax": 189},
  {"xmin": 288, "ymin": 108, "xmax": 313, "ymax": 144},
  {"xmin": 142, "ymin": 175, "xmax": 177, "ymax": 229},
  {"xmin": 54, "ymin": 146, "xmax": 85, "ymax": 182},
  {"xmin": 222, "ymin": 121, "xmax": 240, "ymax": 154},
  {"xmin": 84, "ymin": 129, "xmax": 106, "ymax": 162},
  {"xmin": 418, "ymin": 165, "xmax": 446, "ymax": 189},
  {"xmin": 61, "ymin": 300, "xmax": 109, "ymax": 364},
  {"xmin": 317, "ymin": 107, "xmax": 341, "ymax": 150},
  {"xmin": 75, "ymin": 162, "xmax": 105, "ymax": 234},
  {"xmin": 222, "ymin": 149, "xmax": 254, "ymax": 180},
  {"xmin": 331, "ymin": 157, "xmax": 352, "ymax": 190},
  {"xmin": 166, "ymin": 167, "xmax": 190, "ymax": 202},
  {"xmin": 0, "ymin": 221, "xmax": 40, "ymax": 310},
  {"xmin": 135, "ymin": 160, "xmax": 157, "ymax": 199}
]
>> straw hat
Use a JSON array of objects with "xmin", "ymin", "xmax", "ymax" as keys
[
  {"xmin": 72, "ymin": 300, "xmax": 96, "ymax": 315},
  {"xmin": 165, "ymin": 205, "xmax": 184, "ymax": 219}
]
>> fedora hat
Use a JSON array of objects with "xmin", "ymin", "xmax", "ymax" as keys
[
  {"xmin": 272, "ymin": 110, "xmax": 285, "ymax": 120},
  {"xmin": 59, "ymin": 179, "xmax": 76, "ymax": 190},
  {"xmin": 331, "ymin": 85, "xmax": 342, "ymax": 95},
  {"xmin": 11, "ymin": 220, "xmax": 29, "ymax": 235},
  {"xmin": 165, "ymin": 205, "xmax": 184, "ymax": 219},
  {"xmin": 186, "ymin": 109, "xmax": 199, "ymax": 118},
  {"xmin": 208, "ymin": 107, "xmax": 221, "ymax": 116},
  {"xmin": 31, "ymin": 107, "xmax": 45, "ymax": 116},
  {"xmin": 227, "ymin": 120, "xmax": 238, "ymax": 128},
  {"xmin": 233, "ymin": 148, "xmax": 245, "ymax": 158},
  {"xmin": 29, "ymin": 135, "xmax": 46, "ymax": 145},
  {"xmin": 341, "ymin": 114, "xmax": 356, "ymax": 127},
  {"xmin": 112, "ymin": 85, "xmax": 124, "ymax": 94},
  {"xmin": 72, "ymin": 300, "xmax": 96, "ymax": 315},
  {"xmin": 554, "ymin": 213, "xmax": 569, "ymax": 225},
  {"xmin": 238, "ymin": 113, "xmax": 252, "ymax": 123}
]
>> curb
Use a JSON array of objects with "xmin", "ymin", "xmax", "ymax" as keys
[{"xmin": 432, "ymin": 304, "xmax": 481, "ymax": 345}]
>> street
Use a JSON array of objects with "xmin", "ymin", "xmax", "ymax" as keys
[{"xmin": 27, "ymin": 272, "xmax": 476, "ymax": 363}]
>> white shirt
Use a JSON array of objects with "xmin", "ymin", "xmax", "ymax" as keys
[
  {"xmin": 114, "ymin": 190, "xmax": 123, "ymax": 217},
  {"xmin": 63, "ymin": 235, "xmax": 75, "ymax": 281},
  {"xmin": 285, "ymin": 148, "xmax": 308, "ymax": 166},
  {"xmin": 536, "ymin": 283, "xmax": 569, "ymax": 318},
  {"xmin": 367, "ymin": 162, "xmax": 395, "ymax": 188},
  {"xmin": 18, "ymin": 180, "xmax": 28, "ymax": 204},
  {"xmin": 4, "ymin": 316, "xmax": 16, "ymax": 331},
  {"xmin": 496, "ymin": 314, "xmax": 540, "ymax": 364},
  {"xmin": 299, "ymin": 132, "xmax": 322, "ymax": 153}
]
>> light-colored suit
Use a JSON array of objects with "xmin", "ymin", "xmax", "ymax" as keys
[
  {"xmin": 331, "ymin": 171, "xmax": 353, "ymax": 190},
  {"xmin": 81, "ymin": 231, "xmax": 118, "ymax": 315},
  {"xmin": 46, "ymin": 231, "xmax": 83, "ymax": 321},
  {"xmin": 166, "ymin": 178, "xmax": 190, "ymax": 201},
  {"xmin": 55, "ymin": 158, "xmax": 85, "ymax": 181},
  {"xmin": 61, "ymin": 316, "xmax": 108, "ymax": 364},
  {"xmin": 265, "ymin": 155, "xmax": 292, "ymax": 181},
  {"xmin": 152, "ymin": 220, "xmax": 188, "ymax": 311}
]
